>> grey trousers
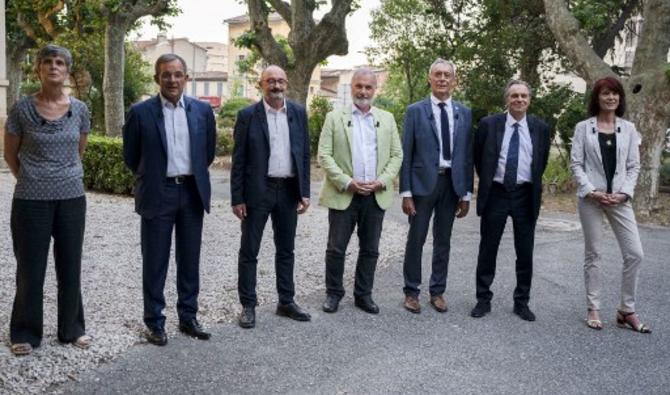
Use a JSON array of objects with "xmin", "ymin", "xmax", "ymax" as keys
[{"xmin": 577, "ymin": 198, "xmax": 644, "ymax": 313}]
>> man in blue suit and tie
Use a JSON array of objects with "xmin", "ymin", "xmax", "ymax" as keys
[
  {"xmin": 470, "ymin": 80, "xmax": 551, "ymax": 321},
  {"xmin": 231, "ymin": 65, "xmax": 311, "ymax": 329},
  {"xmin": 123, "ymin": 54, "xmax": 216, "ymax": 345},
  {"xmin": 400, "ymin": 59, "xmax": 473, "ymax": 314}
]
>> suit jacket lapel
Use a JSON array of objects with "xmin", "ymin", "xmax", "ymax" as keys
[
  {"xmin": 151, "ymin": 95, "xmax": 168, "ymax": 155},
  {"xmin": 528, "ymin": 116, "xmax": 540, "ymax": 176},
  {"xmin": 184, "ymin": 97, "xmax": 197, "ymax": 151},
  {"xmin": 255, "ymin": 101, "xmax": 270, "ymax": 144},
  {"xmin": 371, "ymin": 107, "xmax": 385, "ymax": 172},
  {"xmin": 495, "ymin": 113, "xmax": 505, "ymax": 156},
  {"xmin": 421, "ymin": 99, "xmax": 439, "ymax": 145},
  {"xmin": 587, "ymin": 117, "xmax": 603, "ymax": 164},
  {"xmin": 452, "ymin": 102, "xmax": 460, "ymax": 153},
  {"xmin": 343, "ymin": 108, "xmax": 354, "ymax": 155},
  {"xmin": 287, "ymin": 102, "xmax": 298, "ymax": 157}
]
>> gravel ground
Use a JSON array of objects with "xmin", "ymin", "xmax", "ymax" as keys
[{"xmin": 0, "ymin": 171, "xmax": 407, "ymax": 394}]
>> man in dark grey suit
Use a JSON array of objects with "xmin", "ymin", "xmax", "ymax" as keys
[
  {"xmin": 230, "ymin": 65, "xmax": 311, "ymax": 329},
  {"xmin": 399, "ymin": 58, "xmax": 473, "ymax": 314},
  {"xmin": 470, "ymin": 80, "xmax": 551, "ymax": 322}
]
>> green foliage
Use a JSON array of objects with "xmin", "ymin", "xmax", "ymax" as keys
[
  {"xmin": 660, "ymin": 162, "xmax": 670, "ymax": 187},
  {"xmin": 219, "ymin": 97, "xmax": 254, "ymax": 128},
  {"xmin": 216, "ymin": 127, "xmax": 235, "ymax": 156},
  {"xmin": 82, "ymin": 135, "xmax": 135, "ymax": 195},
  {"xmin": 542, "ymin": 155, "xmax": 574, "ymax": 193},
  {"xmin": 308, "ymin": 96, "xmax": 333, "ymax": 157},
  {"xmin": 234, "ymin": 34, "xmax": 294, "ymax": 82},
  {"xmin": 373, "ymin": 95, "xmax": 406, "ymax": 132}
]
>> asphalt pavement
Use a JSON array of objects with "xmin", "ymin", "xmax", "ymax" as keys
[{"xmin": 63, "ymin": 170, "xmax": 670, "ymax": 394}]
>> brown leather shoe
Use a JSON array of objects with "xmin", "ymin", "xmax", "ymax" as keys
[
  {"xmin": 430, "ymin": 295, "xmax": 448, "ymax": 313},
  {"xmin": 403, "ymin": 295, "xmax": 421, "ymax": 314}
]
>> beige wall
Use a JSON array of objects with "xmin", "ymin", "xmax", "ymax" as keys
[{"xmin": 141, "ymin": 38, "xmax": 209, "ymax": 74}]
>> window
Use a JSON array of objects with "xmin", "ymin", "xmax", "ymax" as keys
[
  {"xmin": 217, "ymin": 82, "xmax": 223, "ymax": 97},
  {"xmin": 204, "ymin": 82, "xmax": 210, "ymax": 96}
]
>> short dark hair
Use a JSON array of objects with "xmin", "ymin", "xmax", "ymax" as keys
[
  {"xmin": 36, "ymin": 44, "xmax": 73, "ymax": 73},
  {"xmin": 588, "ymin": 77, "xmax": 626, "ymax": 117},
  {"xmin": 154, "ymin": 53, "xmax": 188, "ymax": 77},
  {"xmin": 503, "ymin": 79, "xmax": 532, "ymax": 102}
]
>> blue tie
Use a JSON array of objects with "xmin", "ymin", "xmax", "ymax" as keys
[
  {"xmin": 503, "ymin": 123, "xmax": 520, "ymax": 191},
  {"xmin": 438, "ymin": 102, "xmax": 451, "ymax": 161}
]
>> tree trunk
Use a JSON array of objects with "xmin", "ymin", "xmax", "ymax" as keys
[
  {"xmin": 7, "ymin": 47, "xmax": 28, "ymax": 109},
  {"xmin": 286, "ymin": 63, "xmax": 314, "ymax": 106},
  {"xmin": 103, "ymin": 21, "xmax": 127, "ymax": 136},
  {"xmin": 626, "ymin": 70, "xmax": 670, "ymax": 214}
]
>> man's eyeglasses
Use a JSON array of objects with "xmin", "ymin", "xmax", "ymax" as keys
[{"xmin": 263, "ymin": 78, "xmax": 288, "ymax": 86}]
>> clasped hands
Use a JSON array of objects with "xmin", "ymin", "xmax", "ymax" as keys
[
  {"xmin": 588, "ymin": 191, "xmax": 628, "ymax": 206},
  {"xmin": 347, "ymin": 180, "xmax": 384, "ymax": 196}
]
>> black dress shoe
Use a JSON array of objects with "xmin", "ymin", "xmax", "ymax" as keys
[
  {"xmin": 145, "ymin": 328, "xmax": 167, "ymax": 346},
  {"xmin": 513, "ymin": 304, "xmax": 536, "ymax": 321},
  {"xmin": 354, "ymin": 296, "xmax": 379, "ymax": 314},
  {"xmin": 470, "ymin": 301, "xmax": 491, "ymax": 318},
  {"xmin": 179, "ymin": 318, "xmax": 211, "ymax": 340},
  {"xmin": 239, "ymin": 305, "xmax": 256, "ymax": 329},
  {"xmin": 322, "ymin": 294, "xmax": 341, "ymax": 313},
  {"xmin": 276, "ymin": 302, "xmax": 311, "ymax": 321}
]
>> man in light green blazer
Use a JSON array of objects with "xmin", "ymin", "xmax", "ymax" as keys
[{"xmin": 317, "ymin": 68, "xmax": 403, "ymax": 314}]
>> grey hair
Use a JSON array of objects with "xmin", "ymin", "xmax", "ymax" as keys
[
  {"xmin": 154, "ymin": 53, "xmax": 188, "ymax": 77},
  {"xmin": 429, "ymin": 58, "xmax": 457, "ymax": 77},
  {"xmin": 351, "ymin": 68, "xmax": 377, "ymax": 86},
  {"xmin": 503, "ymin": 79, "xmax": 533, "ymax": 101},
  {"xmin": 36, "ymin": 44, "xmax": 73, "ymax": 72}
]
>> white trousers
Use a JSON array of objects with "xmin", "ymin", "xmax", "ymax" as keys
[{"xmin": 577, "ymin": 198, "xmax": 644, "ymax": 313}]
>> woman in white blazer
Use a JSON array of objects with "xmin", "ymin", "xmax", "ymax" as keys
[{"xmin": 570, "ymin": 77, "xmax": 650, "ymax": 333}]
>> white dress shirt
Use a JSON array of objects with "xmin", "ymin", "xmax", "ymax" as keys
[
  {"xmin": 494, "ymin": 113, "xmax": 533, "ymax": 184},
  {"xmin": 351, "ymin": 105, "xmax": 378, "ymax": 183},
  {"xmin": 430, "ymin": 95, "xmax": 454, "ymax": 169},
  {"xmin": 160, "ymin": 94, "xmax": 192, "ymax": 177},
  {"xmin": 264, "ymin": 99, "xmax": 294, "ymax": 177}
]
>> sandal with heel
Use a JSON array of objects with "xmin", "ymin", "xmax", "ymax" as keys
[{"xmin": 616, "ymin": 311, "xmax": 651, "ymax": 334}]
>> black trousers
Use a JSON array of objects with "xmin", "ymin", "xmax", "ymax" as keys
[
  {"xmin": 403, "ymin": 171, "xmax": 459, "ymax": 297},
  {"xmin": 141, "ymin": 177, "xmax": 204, "ymax": 331},
  {"xmin": 325, "ymin": 194, "xmax": 385, "ymax": 299},
  {"xmin": 238, "ymin": 177, "xmax": 299, "ymax": 306},
  {"xmin": 10, "ymin": 196, "xmax": 86, "ymax": 347},
  {"xmin": 475, "ymin": 183, "xmax": 536, "ymax": 305}
]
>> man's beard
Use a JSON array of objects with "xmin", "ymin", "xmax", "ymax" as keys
[
  {"xmin": 269, "ymin": 90, "xmax": 284, "ymax": 100},
  {"xmin": 353, "ymin": 97, "xmax": 372, "ymax": 107}
]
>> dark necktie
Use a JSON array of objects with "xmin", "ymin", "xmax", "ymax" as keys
[
  {"xmin": 438, "ymin": 102, "xmax": 451, "ymax": 161},
  {"xmin": 503, "ymin": 122, "xmax": 520, "ymax": 191}
]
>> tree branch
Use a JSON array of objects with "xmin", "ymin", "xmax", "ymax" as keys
[
  {"xmin": 591, "ymin": 0, "xmax": 640, "ymax": 58},
  {"xmin": 631, "ymin": 0, "xmax": 670, "ymax": 74},
  {"xmin": 37, "ymin": 1, "xmax": 65, "ymax": 38},
  {"xmin": 247, "ymin": 0, "xmax": 290, "ymax": 66},
  {"xmin": 542, "ymin": 0, "xmax": 615, "ymax": 84},
  {"xmin": 267, "ymin": 0, "xmax": 292, "ymax": 26},
  {"xmin": 311, "ymin": 0, "xmax": 353, "ymax": 59}
]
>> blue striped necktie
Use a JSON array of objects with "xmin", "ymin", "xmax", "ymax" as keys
[{"xmin": 503, "ymin": 122, "xmax": 520, "ymax": 191}]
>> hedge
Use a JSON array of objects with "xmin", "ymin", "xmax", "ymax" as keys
[{"xmin": 82, "ymin": 135, "xmax": 135, "ymax": 195}]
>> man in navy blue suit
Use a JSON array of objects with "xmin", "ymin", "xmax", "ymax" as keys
[
  {"xmin": 399, "ymin": 58, "xmax": 473, "ymax": 314},
  {"xmin": 123, "ymin": 54, "xmax": 216, "ymax": 345},
  {"xmin": 470, "ymin": 80, "xmax": 551, "ymax": 322},
  {"xmin": 231, "ymin": 65, "xmax": 311, "ymax": 329}
]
